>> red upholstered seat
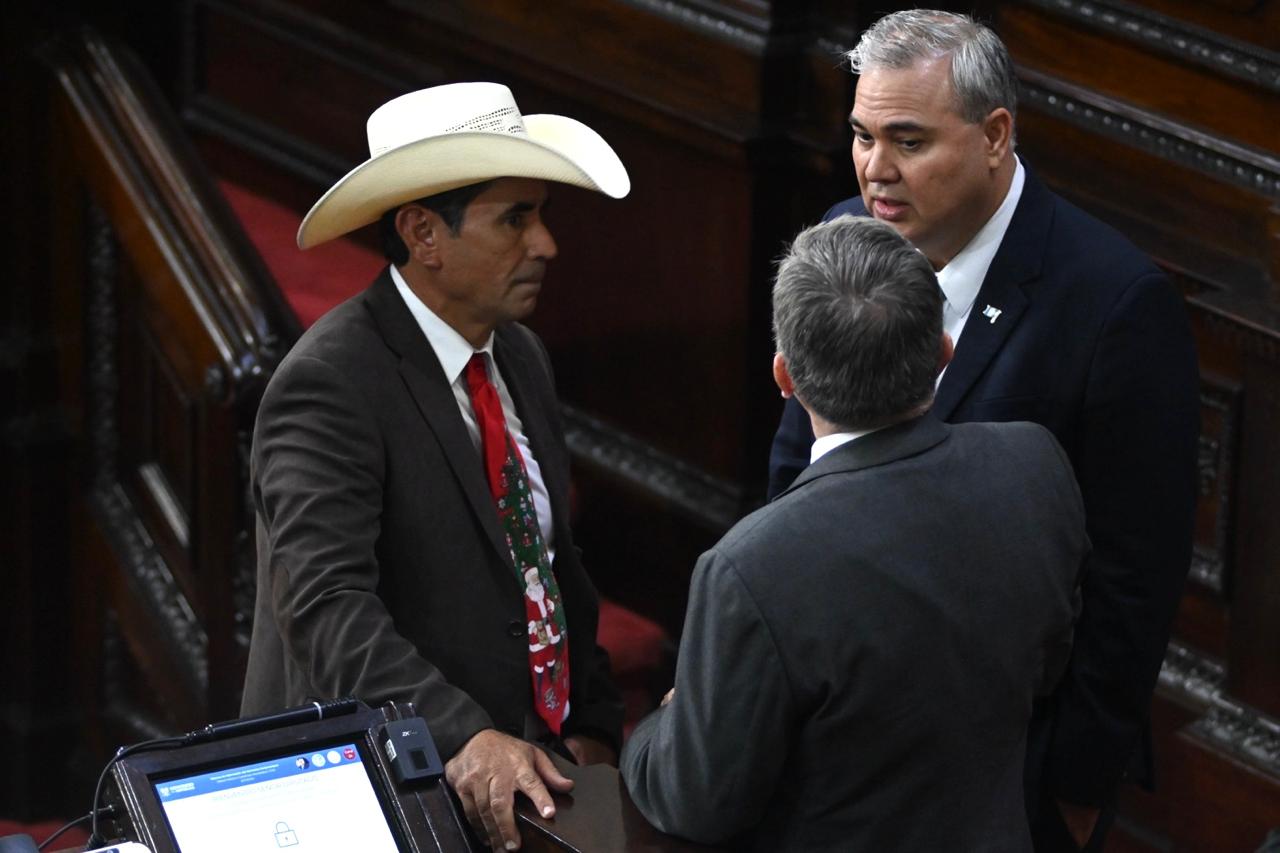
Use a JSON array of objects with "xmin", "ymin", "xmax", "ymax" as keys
[
  {"xmin": 219, "ymin": 181, "xmax": 381, "ymax": 326},
  {"xmin": 218, "ymin": 180, "xmax": 672, "ymax": 733}
]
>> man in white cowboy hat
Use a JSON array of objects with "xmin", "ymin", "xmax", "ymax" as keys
[{"xmin": 241, "ymin": 82, "xmax": 631, "ymax": 851}]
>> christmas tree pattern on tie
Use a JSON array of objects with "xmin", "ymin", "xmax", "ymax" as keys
[{"xmin": 494, "ymin": 437, "xmax": 570, "ymax": 727}]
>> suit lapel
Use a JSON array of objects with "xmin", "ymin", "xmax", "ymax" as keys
[
  {"xmin": 361, "ymin": 270, "xmax": 514, "ymax": 571},
  {"xmin": 778, "ymin": 414, "xmax": 950, "ymax": 499},
  {"xmin": 932, "ymin": 170, "xmax": 1054, "ymax": 421}
]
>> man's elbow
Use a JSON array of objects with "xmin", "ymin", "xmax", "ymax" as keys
[
  {"xmin": 632, "ymin": 786, "xmax": 742, "ymax": 845},
  {"xmin": 622, "ymin": 742, "xmax": 751, "ymax": 844}
]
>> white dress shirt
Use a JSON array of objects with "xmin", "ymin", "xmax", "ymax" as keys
[
  {"xmin": 805, "ymin": 161, "xmax": 1024, "ymax": 465},
  {"xmin": 810, "ymin": 427, "xmax": 880, "ymax": 464},
  {"xmin": 936, "ymin": 157, "xmax": 1026, "ymax": 356},
  {"xmin": 391, "ymin": 265, "xmax": 556, "ymax": 560}
]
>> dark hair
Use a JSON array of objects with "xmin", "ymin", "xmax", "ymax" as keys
[
  {"xmin": 772, "ymin": 215, "xmax": 943, "ymax": 431},
  {"xmin": 378, "ymin": 180, "xmax": 497, "ymax": 265}
]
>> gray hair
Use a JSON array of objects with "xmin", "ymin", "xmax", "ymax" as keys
[
  {"xmin": 773, "ymin": 215, "xmax": 943, "ymax": 431},
  {"xmin": 847, "ymin": 10, "xmax": 1017, "ymax": 125}
]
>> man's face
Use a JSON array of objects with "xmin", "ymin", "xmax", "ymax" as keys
[
  {"xmin": 851, "ymin": 57, "xmax": 1004, "ymax": 267},
  {"xmin": 434, "ymin": 177, "xmax": 557, "ymax": 333}
]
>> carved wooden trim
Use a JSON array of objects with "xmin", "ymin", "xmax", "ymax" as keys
[
  {"xmin": 623, "ymin": 0, "xmax": 768, "ymax": 49},
  {"xmin": 1192, "ymin": 300, "xmax": 1280, "ymax": 359},
  {"xmin": 1159, "ymin": 640, "xmax": 1280, "ymax": 777},
  {"xmin": 97, "ymin": 485, "xmax": 208, "ymax": 696},
  {"xmin": 1023, "ymin": 0, "xmax": 1280, "ymax": 93},
  {"xmin": 86, "ymin": 199, "xmax": 121, "ymax": 493},
  {"xmin": 232, "ymin": 425, "xmax": 257, "ymax": 652},
  {"xmin": 1159, "ymin": 639, "xmax": 1227, "ymax": 708},
  {"xmin": 86, "ymin": 200, "xmax": 208, "ymax": 698},
  {"xmin": 1018, "ymin": 68, "xmax": 1280, "ymax": 198},
  {"xmin": 139, "ymin": 462, "xmax": 191, "ymax": 550},
  {"xmin": 1191, "ymin": 377, "xmax": 1242, "ymax": 594},
  {"xmin": 561, "ymin": 404, "xmax": 745, "ymax": 532},
  {"xmin": 78, "ymin": 29, "xmax": 290, "ymax": 400},
  {"xmin": 102, "ymin": 613, "xmax": 181, "ymax": 742},
  {"xmin": 1191, "ymin": 703, "xmax": 1280, "ymax": 777}
]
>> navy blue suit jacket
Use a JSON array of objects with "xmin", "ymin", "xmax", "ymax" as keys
[{"xmin": 768, "ymin": 170, "xmax": 1199, "ymax": 809}]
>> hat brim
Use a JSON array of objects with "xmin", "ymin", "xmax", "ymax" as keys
[{"xmin": 296, "ymin": 114, "xmax": 630, "ymax": 249}]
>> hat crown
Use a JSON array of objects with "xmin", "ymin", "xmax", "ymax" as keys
[{"xmin": 366, "ymin": 82, "xmax": 528, "ymax": 157}]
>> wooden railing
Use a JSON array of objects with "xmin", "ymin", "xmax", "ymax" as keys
[{"xmin": 46, "ymin": 28, "xmax": 295, "ymax": 746}]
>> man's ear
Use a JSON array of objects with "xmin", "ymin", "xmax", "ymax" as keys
[
  {"xmin": 396, "ymin": 204, "xmax": 443, "ymax": 269},
  {"xmin": 938, "ymin": 331, "xmax": 955, "ymax": 375},
  {"xmin": 773, "ymin": 352, "xmax": 795, "ymax": 399},
  {"xmin": 982, "ymin": 107, "xmax": 1013, "ymax": 169}
]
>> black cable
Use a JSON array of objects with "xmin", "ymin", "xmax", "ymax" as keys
[
  {"xmin": 181, "ymin": 697, "xmax": 360, "ymax": 745},
  {"xmin": 84, "ymin": 736, "xmax": 185, "ymax": 849},
  {"xmin": 36, "ymin": 811, "xmax": 93, "ymax": 851},
  {"xmin": 78, "ymin": 701, "xmax": 358, "ymax": 847}
]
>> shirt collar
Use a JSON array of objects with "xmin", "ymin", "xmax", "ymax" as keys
[
  {"xmin": 390, "ymin": 264, "xmax": 494, "ymax": 384},
  {"xmin": 935, "ymin": 156, "xmax": 1025, "ymax": 317},
  {"xmin": 810, "ymin": 427, "xmax": 878, "ymax": 464}
]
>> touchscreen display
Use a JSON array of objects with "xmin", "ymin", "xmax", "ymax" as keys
[{"xmin": 153, "ymin": 742, "xmax": 400, "ymax": 853}]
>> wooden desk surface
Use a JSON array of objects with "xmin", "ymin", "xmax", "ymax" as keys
[{"xmin": 517, "ymin": 761, "xmax": 722, "ymax": 853}]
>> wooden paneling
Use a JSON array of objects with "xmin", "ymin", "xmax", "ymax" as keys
[
  {"xmin": 44, "ymin": 29, "xmax": 291, "ymax": 748},
  {"xmin": 1057, "ymin": 0, "xmax": 1280, "ymax": 64},
  {"xmin": 1230, "ymin": 342, "xmax": 1280, "ymax": 714},
  {"xmin": 1000, "ymin": 5, "xmax": 1277, "ymax": 153},
  {"xmin": 1012, "ymin": 83, "xmax": 1276, "ymax": 299},
  {"xmin": 388, "ymin": 0, "xmax": 770, "ymax": 139},
  {"xmin": 1168, "ymin": 722, "xmax": 1280, "ymax": 850}
]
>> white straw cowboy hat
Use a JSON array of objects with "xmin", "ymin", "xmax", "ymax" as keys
[{"xmin": 296, "ymin": 82, "xmax": 631, "ymax": 249}]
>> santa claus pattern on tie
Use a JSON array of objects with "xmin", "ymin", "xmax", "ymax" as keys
[{"xmin": 465, "ymin": 354, "xmax": 570, "ymax": 733}]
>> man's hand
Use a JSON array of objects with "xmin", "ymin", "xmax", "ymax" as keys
[
  {"xmin": 1056, "ymin": 798, "xmax": 1100, "ymax": 848},
  {"xmin": 445, "ymin": 728, "xmax": 574, "ymax": 850},
  {"xmin": 564, "ymin": 734, "xmax": 616, "ymax": 767}
]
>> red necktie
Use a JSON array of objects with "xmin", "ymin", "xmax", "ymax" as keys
[{"xmin": 464, "ymin": 354, "xmax": 571, "ymax": 733}]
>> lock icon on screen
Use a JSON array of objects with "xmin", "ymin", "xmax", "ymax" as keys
[{"xmin": 274, "ymin": 821, "xmax": 299, "ymax": 847}]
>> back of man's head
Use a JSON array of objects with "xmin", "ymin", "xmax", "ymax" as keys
[
  {"xmin": 773, "ymin": 215, "xmax": 943, "ymax": 432},
  {"xmin": 848, "ymin": 9, "xmax": 1017, "ymax": 125}
]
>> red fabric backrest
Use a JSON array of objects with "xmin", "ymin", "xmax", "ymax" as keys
[{"xmin": 219, "ymin": 180, "xmax": 383, "ymax": 328}]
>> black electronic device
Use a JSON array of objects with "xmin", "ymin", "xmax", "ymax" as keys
[
  {"xmin": 98, "ymin": 702, "xmax": 473, "ymax": 853},
  {"xmin": 382, "ymin": 717, "xmax": 445, "ymax": 785}
]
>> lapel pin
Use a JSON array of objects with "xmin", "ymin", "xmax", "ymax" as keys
[{"xmin": 982, "ymin": 304, "xmax": 1002, "ymax": 324}]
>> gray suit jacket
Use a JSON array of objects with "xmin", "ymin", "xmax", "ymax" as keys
[
  {"xmin": 623, "ymin": 415, "xmax": 1087, "ymax": 851},
  {"xmin": 772, "ymin": 173, "xmax": 1200, "ymax": 814},
  {"xmin": 241, "ymin": 269, "xmax": 623, "ymax": 759}
]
